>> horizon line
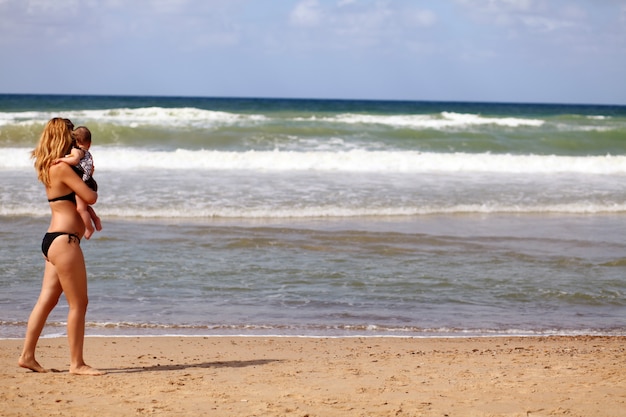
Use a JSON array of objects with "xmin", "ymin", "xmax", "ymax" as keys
[{"xmin": 1, "ymin": 92, "xmax": 624, "ymax": 107}]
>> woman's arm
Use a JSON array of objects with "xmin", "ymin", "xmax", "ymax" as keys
[{"xmin": 58, "ymin": 163, "xmax": 98, "ymax": 205}]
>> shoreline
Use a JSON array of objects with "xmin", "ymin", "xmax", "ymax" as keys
[
  {"xmin": 3, "ymin": 326, "xmax": 626, "ymax": 340},
  {"xmin": 3, "ymin": 330, "xmax": 626, "ymax": 340},
  {"xmin": 2, "ymin": 335, "xmax": 624, "ymax": 416}
]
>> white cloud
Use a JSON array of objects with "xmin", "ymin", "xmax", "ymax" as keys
[
  {"xmin": 405, "ymin": 9, "xmax": 437, "ymax": 27},
  {"xmin": 0, "ymin": 0, "xmax": 623, "ymax": 103},
  {"xmin": 453, "ymin": 0, "xmax": 600, "ymax": 41},
  {"xmin": 456, "ymin": 0, "xmax": 533, "ymax": 13},
  {"xmin": 284, "ymin": 1, "xmax": 438, "ymax": 53},
  {"xmin": 149, "ymin": 0, "xmax": 191, "ymax": 14},
  {"xmin": 25, "ymin": 0, "xmax": 81, "ymax": 15},
  {"xmin": 519, "ymin": 15, "xmax": 574, "ymax": 32},
  {"xmin": 290, "ymin": 0, "xmax": 323, "ymax": 27}
]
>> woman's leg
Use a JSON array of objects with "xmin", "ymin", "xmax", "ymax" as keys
[
  {"xmin": 19, "ymin": 260, "xmax": 63, "ymax": 372},
  {"xmin": 46, "ymin": 236, "xmax": 104, "ymax": 375}
]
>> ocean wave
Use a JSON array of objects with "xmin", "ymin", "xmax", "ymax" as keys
[
  {"xmin": 323, "ymin": 111, "xmax": 545, "ymax": 129},
  {"xmin": 0, "ymin": 107, "xmax": 267, "ymax": 128},
  {"xmin": 2, "ymin": 147, "xmax": 625, "ymax": 174},
  {"xmin": 80, "ymin": 322, "xmax": 626, "ymax": 337},
  {"xmin": 98, "ymin": 203, "xmax": 626, "ymax": 218},
  {"xmin": 0, "ymin": 108, "xmax": 549, "ymax": 130},
  {"xmin": 3, "ymin": 202, "xmax": 626, "ymax": 219},
  {"xmin": 2, "ymin": 319, "xmax": 624, "ymax": 338},
  {"xmin": 2, "ymin": 107, "xmax": 624, "ymax": 156}
]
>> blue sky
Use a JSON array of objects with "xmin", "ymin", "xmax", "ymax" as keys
[{"xmin": 1, "ymin": 0, "xmax": 624, "ymax": 104}]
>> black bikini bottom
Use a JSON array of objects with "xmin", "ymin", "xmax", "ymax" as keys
[{"xmin": 41, "ymin": 232, "xmax": 80, "ymax": 258}]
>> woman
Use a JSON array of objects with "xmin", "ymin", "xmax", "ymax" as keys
[{"xmin": 18, "ymin": 118, "xmax": 104, "ymax": 375}]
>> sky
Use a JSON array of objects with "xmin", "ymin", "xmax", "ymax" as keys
[{"xmin": 0, "ymin": 0, "xmax": 625, "ymax": 104}]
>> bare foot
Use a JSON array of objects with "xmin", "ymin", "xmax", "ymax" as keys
[
  {"xmin": 18, "ymin": 356, "xmax": 47, "ymax": 373},
  {"xmin": 70, "ymin": 365, "xmax": 106, "ymax": 376},
  {"xmin": 94, "ymin": 216, "xmax": 102, "ymax": 232},
  {"xmin": 84, "ymin": 227, "xmax": 93, "ymax": 240}
]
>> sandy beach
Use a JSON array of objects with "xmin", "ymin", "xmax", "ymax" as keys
[{"xmin": 1, "ymin": 336, "xmax": 624, "ymax": 416}]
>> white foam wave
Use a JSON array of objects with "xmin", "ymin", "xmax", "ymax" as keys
[
  {"xmin": 0, "ymin": 111, "xmax": 53, "ymax": 127},
  {"xmin": 0, "ymin": 148, "xmax": 32, "ymax": 168},
  {"xmin": 0, "ymin": 108, "xmax": 545, "ymax": 130},
  {"xmin": 81, "ymin": 107, "xmax": 267, "ymax": 127},
  {"xmin": 0, "ymin": 107, "xmax": 267, "ymax": 128},
  {"xmin": 323, "ymin": 112, "xmax": 545, "ymax": 129},
  {"xmin": 4, "ymin": 202, "xmax": 625, "ymax": 219},
  {"xmin": 127, "ymin": 202, "xmax": 626, "ymax": 217},
  {"xmin": 2, "ymin": 147, "xmax": 626, "ymax": 174}
]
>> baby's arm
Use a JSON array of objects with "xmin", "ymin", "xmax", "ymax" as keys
[{"xmin": 54, "ymin": 148, "xmax": 84, "ymax": 166}]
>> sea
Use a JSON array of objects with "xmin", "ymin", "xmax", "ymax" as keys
[{"xmin": 1, "ymin": 94, "xmax": 625, "ymax": 339}]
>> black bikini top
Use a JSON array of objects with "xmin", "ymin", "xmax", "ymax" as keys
[
  {"xmin": 47, "ymin": 164, "xmax": 83, "ymax": 205},
  {"xmin": 48, "ymin": 192, "xmax": 76, "ymax": 205}
]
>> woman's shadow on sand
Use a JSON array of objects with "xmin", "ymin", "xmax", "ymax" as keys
[{"xmin": 101, "ymin": 359, "xmax": 282, "ymax": 374}]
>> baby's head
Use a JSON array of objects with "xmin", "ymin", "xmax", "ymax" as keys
[{"xmin": 72, "ymin": 126, "xmax": 92, "ymax": 150}]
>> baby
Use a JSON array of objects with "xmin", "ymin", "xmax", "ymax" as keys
[{"xmin": 55, "ymin": 126, "xmax": 102, "ymax": 239}]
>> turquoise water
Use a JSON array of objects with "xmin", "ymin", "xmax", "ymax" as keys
[{"xmin": 1, "ymin": 94, "xmax": 625, "ymax": 338}]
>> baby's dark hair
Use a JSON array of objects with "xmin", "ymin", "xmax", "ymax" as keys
[{"xmin": 72, "ymin": 126, "xmax": 92, "ymax": 146}]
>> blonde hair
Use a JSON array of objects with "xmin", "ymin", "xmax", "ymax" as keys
[{"xmin": 31, "ymin": 118, "xmax": 74, "ymax": 186}]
